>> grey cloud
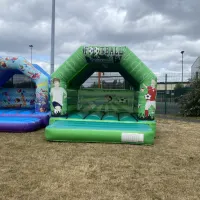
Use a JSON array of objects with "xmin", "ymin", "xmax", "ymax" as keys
[
  {"xmin": 0, "ymin": 0, "xmax": 51, "ymax": 23},
  {"xmin": 142, "ymin": 0, "xmax": 200, "ymax": 21},
  {"xmin": 0, "ymin": 21, "xmax": 51, "ymax": 53},
  {"xmin": 0, "ymin": 0, "xmax": 199, "ymax": 76},
  {"xmin": 141, "ymin": 0, "xmax": 200, "ymax": 39},
  {"xmin": 125, "ymin": 0, "xmax": 200, "ymax": 39}
]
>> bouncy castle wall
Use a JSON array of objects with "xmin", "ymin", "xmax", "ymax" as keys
[{"xmin": 0, "ymin": 88, "xmax": 35, "ymax": 109}]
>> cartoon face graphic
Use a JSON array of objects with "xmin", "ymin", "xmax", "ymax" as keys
[
  {"xmin": 52, "ymin": 78, "xmax": 61, "ymax": 88},
  {"xmin": 54, "ymin": 81, "xmax": 60, "ymax": 87},
  {"xmin": 40, "ymin": 107, "xmax": 46, "ymax": 112},
  {"xmin": 0, "ymin": 61, "xmax": 7, "ymax": 68},
  {"xmin": 151, "ymin": 80, "xmax": 156, "ymax": 88}
]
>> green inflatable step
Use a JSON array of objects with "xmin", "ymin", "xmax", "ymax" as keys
[
  {"xmin": 45, "ymin": 120, "xmax": 155, "ymax": 145},
  {"xmin": 102, "ymin": 112, "xmax": 118, "ymax": 121},
  {"xmin": 119, "ymin": 113, "xmax": 137, "ymax": 121},
  {"xmin": 68, "ymin": 112, "xmax": 88, "ymax": 119},
  {"xmin": 85, "ymin": 112, "xmax": 103, "ymax": 120}
]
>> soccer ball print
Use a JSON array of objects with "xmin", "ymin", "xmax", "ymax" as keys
[
  {"xmin": 118, "ymin": 98, "xmax": 128, "ymax": 104},
  {"xmin": 145, "ymin": 93, "xmax": 151, "ymax": 100},
  {"xmin": 93, "ymin": 47, "xmax": 100, "ymax": 56},
  {"xmin": 88, "ymin": 47, "xmax": 94, "ymax": 55}
]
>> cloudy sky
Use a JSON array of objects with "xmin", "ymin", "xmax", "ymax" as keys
[{"xmin": 0, "ymin": 0, "xmax": 200, "ymax": 82}]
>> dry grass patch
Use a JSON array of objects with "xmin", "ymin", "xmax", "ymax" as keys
[{"xmin": 0, "ymin": 117, "xmax": 200, "ymax": 200}]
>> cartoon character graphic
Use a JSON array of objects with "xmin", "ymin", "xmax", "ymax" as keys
[
  {"xmin": 141, "ymin": 79, "xmax": 157, "ymax": 117},
  {"xmin": 38, "ymin": 89, "xmax": 48, "ymax": 110},
  {"xmin": 40, "ymin": 88, "xmax": 48, "ymax": 93},
  {"xmin": 17, "ymin": 89, "xmax": 26, "ymax": 106},
  {"xmin": 50, "ymin": 78, "xmax": 67, "ymax": 116},
  {"xmin": 15, "ymin": 98, "xmax": 22, "ymax": 107},
  {"xmin": 15, "ymin": 98, "xmax": 21, "ymax": 103},
  {"xmin": 0, "ymin": 61, "xmax": 7, "ymax": 68},
  {"xmin": 28, "ymin": 72, "xmax": 40, "ymax": 79},
  {"xmin": 30, "ymin": 99, "xmax": 35, "ymax": 105},
  {"xmin": 19, "ymin": 65, "xmax": 25, "ymax": 71},
  {"xmin": 21, "ymin": 92, "xmax": 26, "ymax": 106},
  {"xmin": 11, "ymin": 57, "xmax": 18, "ymax": 62},
  {"xmin": 24, "ymin": 59, "xmax": 32, "ymax": 66},
  {"xmin": 40, "ymin": 107, "xmax": 45, "ymax": 112},
  {"xmin": 5, "ymin": 57, "xmax": 18, "ymax": 62},
  {"xmin": 2, "ymin": 92, "xmax": 11, "ymax": 103}
]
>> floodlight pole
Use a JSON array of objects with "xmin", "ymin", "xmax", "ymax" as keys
[
  {"xmin": 50, "ymin": 0, "xmax": 55, "ymax": 74},
  {"xmin": 29, "ymin": 45, "xmax": 33, "ymax": 64},
  {"xmin": 181, "ymin": 51, "xmax": 184, "ymax": 83},
  {"xmin": 98, "ymin": 72, "xmax": 101, "ymax": 88}
]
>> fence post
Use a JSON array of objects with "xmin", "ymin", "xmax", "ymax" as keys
[{"xmin": 164, "ymin": 74, "xmax": 167, "ymax": 114}]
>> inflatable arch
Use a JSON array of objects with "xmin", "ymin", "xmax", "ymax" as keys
[
  {"xmin": 0, "ymin": 56, "xmax": 50, "ymax": 132},
  {"xmin": 45, "ymin": 46, "xmax": 157, "ymax": 145}
]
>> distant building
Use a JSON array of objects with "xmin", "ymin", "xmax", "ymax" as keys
[
  {"xmin": 157, "ymin": 81, "xmax": 190, "ymax": 102},
  {"xmin": 157, "ymin": 81, "xmax": 190, "ymax": 91},
  {"xmin": 191, "ymin": 57, "xmax": 200, "ymax": 78}
]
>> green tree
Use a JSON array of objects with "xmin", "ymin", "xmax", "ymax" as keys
[
  {"xmin": 174, "ymin": 83, "xmax": 188, "ymax": 102},
  {"xmin": 177, "ymin": 79, "xmax": 200, "ymax": 116},
  {"xmin": 174, "ymin": 83, "xmax": 184, "ymax": 90}
]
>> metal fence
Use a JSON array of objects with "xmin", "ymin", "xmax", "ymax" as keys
[{"xmin": 81, "ymin": 72, "xmax": 199, "ymax": 115}]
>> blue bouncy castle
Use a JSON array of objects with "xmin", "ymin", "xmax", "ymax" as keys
[{"xmin": 0, "ymin": 56, "xmax": 50, "ymax": 132}]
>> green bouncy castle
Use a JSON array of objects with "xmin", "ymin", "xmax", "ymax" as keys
[{"xmin": 45, "ymin": 46, "xmax": 157, "ymax": 145}]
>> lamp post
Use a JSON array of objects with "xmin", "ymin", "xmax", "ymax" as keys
[
  {"xmin": 29, "ymin": 45, "xmax": 33, "ymax": 64},
  {"xmin": 181, "ymin": 51, "xmax": 184, "ymax": 83},
  {"xmin": 51, "ymin": 0, "xmax": 55, "ymax": 74}
]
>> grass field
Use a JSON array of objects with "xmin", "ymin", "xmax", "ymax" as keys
[{"xmin": 0, "ymin": 116, "xmax": 200, "ymax": 200}]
